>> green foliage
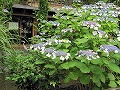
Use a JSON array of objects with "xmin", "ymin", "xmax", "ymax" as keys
[
  {"xmin": 37, "ymin": 0, "xmax": 48, "ymax": 31},
  {"xmin": 5, "ymin": 1, "xmax": 120, "ymax": 90}
]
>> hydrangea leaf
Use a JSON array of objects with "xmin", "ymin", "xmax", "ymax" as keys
[
  {"xmin": 69, "ymin": 72, "xmax": 78, "ymax": 80},
  {"xmin": 80, "ymin": 74, "xmax": 90, "ymax": 84},
  {"xmin": 109, "ymin": 81, "xmax": 117, "ymax": 88},
  {"xmin": 35, "ymin": 60, "xmax": 45, "ymax": 65},
  {"xmin": 108, "ymin": 73, "xmax": 115, "ymax": 81},
  {"xmin": 100, "ymin": 73, "xmax": 105, "ymax": 83},
  {"xmin": 108, "ymin": 63, "xmax": 120, "ymax": 73},
  {"xmin": 80, "ymin": 65, "xmax": 90, "ymax": 73},
  {"xmin": 89, "ymin": 65, "xmax": 103, "ymax": 74}
]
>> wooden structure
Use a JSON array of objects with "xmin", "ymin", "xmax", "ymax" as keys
[
  {"xmin": 10, "ymin": 0, "xmax": 73, "ymax": 43},
  {"xmin": 11, "ymin": 4, "xmax": 38, "ymax": 43}
]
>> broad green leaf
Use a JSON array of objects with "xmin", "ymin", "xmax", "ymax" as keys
[
  {"xmin": 116, "ymin": 80, "xmax": 120, "ymax": 85},
  {"xmin": 75, "ymin": 38, "xmax": 88, "ymax": 44},
  {"xmin": 100, "ymin": 73, "xmax": 105, "ymax": 83},
  {"xmin": 92, "ymin": 74, "xmax": 99, "ymax": 83},
  {"xmin": 76, "ymin": 62, "xmax": 87, "ymax": 69},
  {"xmin": 80, "ymin": 65, "xmax": 90, "ymax": 73},
  {"xmin": 70, "ymin": 47, "xmax": 78, "ymax": 58},
  {"xmin": 109, "ymin": 81, "xmax": 117, "ymax": 88},
  {"xmin": 102, "ymin": 58, "xmax": 109, "ymax": 65},
  {"xmin": 92, "ymin": 74, "xmax": 101, "ymax": 87},
  {"xmin": 44, "ymin": 64, "xmax": 55, "ymax": 69},
  {"xmin": 112, "ymin": 53, "xmax": 120, "ymax": 60},
  {"xmin": 108, "ymin": 63, "xmax": 120, "ymax": 73},
  {"xmin": 91, "ymin": 58, "xmax": 103, "ymax": 65},
  {"xmin": 64, "ymin": 43, "xmax": 71, "ymax": 48},
  {"xmin": 69, "ymin": 72, "xmax": 78, "ymax": 80},
  {"xmin": 95, "ymin": 80, "xmax": 101, "ymax": 87},
  {"xmin": 89, "ymin": 65, "xmax": 103, "ymax": 74},
  {"xmin": 60, "ymin": 62, "xmax": 69, "ymax": 69},
  {"xmin": 63, "ymin": 49, "xmax": 69, "ymax": 52},
  {"xmin": 80, "ymin": 74, "xmax": 90, "ymax": 84},
  {"xmin": 60, "ymin": 61, "xmax": 84, "ymax": 69},
  {"xmin": 68, "ymin": 61, "xmax": 77, "ymax": 68},
  {"xmin": 64, "ymin": 75, "xmax": 71, "ymax": 83},
  {"xmin": 108, "ymin": 73, "xmax": 115, "ymax": 80},
  {"xmin": 35, "ymin": 60, "xmax": 44, "ymax": 65}
]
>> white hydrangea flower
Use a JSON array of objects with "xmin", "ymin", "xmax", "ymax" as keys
[
  {"xmin": 61, "ymin": 28, "xmax": 73, "ymax": 33},
  {"xmin": 100, "ymin": 45, "xmax": 120, "ymax": 56},
  {"xmin": 46, "ymin": 53, "xmax": 51, "ymax": 57},
  {"xmin": 41, "ymin": 47, "xmax": 45, "ymax": 54},
  {"xmin": 92, "ymin": 30, "xmax": 108, "ymax": 38},
  {"xmin": 60, "ymin": 56, "xmax": 65, "ymax": 61},
  {"xmin": 92, "ymin": 31, "xmax": 97, "ymax": 36},
  {"xmin": 76, "ymin": 50, "xmax": 99, "ymax": 60},
  {"xmin": 34, "ymin": 48, "xmax": 38, "ymax": 51},
  {"xmin": 52, "ymin": 51, "xmax": 70, "ymax": 61},
  {"xmin": 117, "ymin": 37, "xmax": 120, "ymax": 41}
]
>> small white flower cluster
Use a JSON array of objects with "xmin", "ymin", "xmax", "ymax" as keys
[
  {"xmin": 82, "ymin": 21, "xmax": 101, "ymax": 30},
  {"xmin": 30, "ymin": 42, "xmax": 46, "ymax": 51},
  {"xmin": 52, "ymin": 51, "xmax": 70, "ymax": 60},
  {"xmin": 96, "ymin": 1, "xmax": 116, "ymax": 9},
  {"xmin": 76, "ymin": 50, "xmax": 100, "ymax": 60},
  {"xmin": 81, "ymin": 1, "xmax": 119, "ymax": 19},
  {"xmin": 62, "ymin": 5, "xmax": 73, "ymax": 9},
  {"xmin": 73, "ymin": 12, "xmax": 82, "ymax": 17},
  {"xmin": 96, "ymin": 1, "xmax": 106, "ymax": 5},
  {"xmin": 81, "ymin": 5, "xmax": 92, "ymax": 9},
  {"xmin": 30, "ymin": 43, "xmax": 71, "ymax": 61},
  {"xmin": 91, "ymin": 9, "xmax": 119, "ymax": 18},
  {"xmin": 92, "ymin": 30, "xmax": 108, "ymax": 38},
  {"xmin": 100, "ymin": 45, "xmax": 120, "ymax": 56},
  {"xmin": 49, "ymin": 21, "xmax": 60, "ymax": 27},
  {"xmin": 61, "ymin": 28, "xmax": 73, "ymax": 33},
  {"xmin": 30, "ymin": 38, "xmax": 71, "ymax": 50},
  {"xmin": 51, "ymin": 7, "xmax": 60, "ymax": 11},
  {"xmin": 93, "ymin": 17, "xmax": 118, "ymax": 23},
  {"xmin": 116, "ymin": 30, "xmax": 120, "ymax": 41},
  {"xmin": 61, "ymin": 16, "xmax": 69, "ymax": 19},
  {"xmin": 34, "ymin": 35, "xmax": 39, "ymax": 38}
]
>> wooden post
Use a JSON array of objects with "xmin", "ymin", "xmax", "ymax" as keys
[{"xmin": 32, "ymin": 18, "xmax": 37, "ymax": 36}]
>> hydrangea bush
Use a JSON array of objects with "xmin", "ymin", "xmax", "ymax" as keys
[
  {"xmin": 30, "ymin": 1, "xmax": 120, "ymax": 89},
  {"xmin": 7, "ymin": 1, "xmax": 120, "ymax": 90}
]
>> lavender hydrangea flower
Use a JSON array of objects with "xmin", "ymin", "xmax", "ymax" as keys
[
  {"xmin": 52, "ymin": 51, "xmax": 70, "ymax": 61},
  {"xmin": 61, "ymin": 28, "xmax": 73, "ymax": 33},
  {"xmin": 92, "ymin": 30, "xmax": 108, "ymax": 38},
  {"xmin": 100, "ymin": 45, "xmax": 120, "ymax": 56},
  {"xmin": 30, "ymin": 42, "xmax": 46, "ymax": 51},
  {"xmin": 81, "ymin": 5, "xmax": 91, "ymax": 9},
  {"xmin": 77, "ymin": 50, "xmax": 100, "ymax": 60},
  {"xmin": 62, "ymin": 6, "xmax": 73, "ymax": 9},
  {"xmin": 49, "ymin": 21, "xmax": 60, "ymax": 27},
  {"xmin": 82, "ymin": 21, "xmax": 101, "ymax": 30},
  {"xmin": 96, "ymin": 1, "xmax": 106, "ymax": 5},
  {"xmin": 61, "ymin": 16, "xmax": 69, "ymax": 19},
  {"xmin": 41, "ymin": 47, "xmax": 55, "ymax": 57}
]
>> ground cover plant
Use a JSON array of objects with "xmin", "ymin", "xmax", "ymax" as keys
[{"xmin": 6, "ymin": 1, "xmax": 120, "ymax": 90}]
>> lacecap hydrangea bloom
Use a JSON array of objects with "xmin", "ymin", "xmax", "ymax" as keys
[{"xmin": 76, "ymin": 50, "xmax": 100, "ymax": 60}]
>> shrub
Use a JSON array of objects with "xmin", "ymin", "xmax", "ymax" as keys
[{"xmin": 7, "ymin": 1, "xmax": 120, "ymax": 90}]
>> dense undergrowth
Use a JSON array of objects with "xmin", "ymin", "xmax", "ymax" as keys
[{"xmin": 0, "ymin": 0, "xmax": 120, "ymax": 90}]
